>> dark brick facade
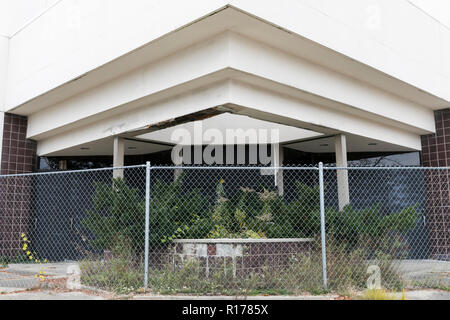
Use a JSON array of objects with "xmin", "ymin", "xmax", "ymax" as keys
[
  {"xmin": 0, "ymin": 113, "xmax": 37, "ymax": 257},
  {"xmin": 421, "ymin": 109, "xmax": 450, "ymax": 260},
  {"xmin": 1, "ymin": 113, "xmax": 36, "ymax": 175}
]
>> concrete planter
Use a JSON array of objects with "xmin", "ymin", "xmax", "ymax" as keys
[{"xmin": 172, "ymin": 238, "xmax": 314, "ymax": 277}]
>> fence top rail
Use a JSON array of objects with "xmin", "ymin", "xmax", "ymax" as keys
[
  {"xmin": 326, "ymin": 166, "xmax": 449, "ymax": 170},
  {"xmin": 0, "ymin": 164, "xmax": 146, "ymax": 178},
  {"xmin": 149, "ymin": 166, "xmax": 318, "ymax": 170},
  {"xmin": 0, "ymin": 164, "xmax": 447, "ymax": 178},
  {"xmin": 151, "ymin": 165, "xmax": 449, "ymax": 170}
]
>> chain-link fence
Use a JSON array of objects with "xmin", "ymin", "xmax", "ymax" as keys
[
  {"xmin": 0, "ymin": 164, "xmax": 448, "ymax": 295},
  {"xmin": 0, "ymin": 165, "xmax": 146, "ymax": 293}
]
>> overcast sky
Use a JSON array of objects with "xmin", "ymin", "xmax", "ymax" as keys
[{"xmin": 409, "ymin": 0, "xmax": 450, "ymax": 28}]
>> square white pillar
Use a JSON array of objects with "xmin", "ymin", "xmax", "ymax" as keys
[
  {"xmin": 273, "ymin": 144, "xmax": 284, "ymax": 196},
  {"xmin": 58, "ymin": 160, "xmax": 67, "ymax": 170},
  {"xmin": 334, "ymin": 134, "xmax": 350, "ymax": 210},
  {"xmin": 113, "ymin": 136, "xmax": 125, "ymax": 179},
  {"xmin": 173, "ymin": 146, "xmax": 183, "ymax": 181}
]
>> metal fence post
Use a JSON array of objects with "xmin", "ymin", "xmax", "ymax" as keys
[
  {"xmin": 144, "ymin": 161, "xmax": 151, "ymax": 290},
  {"xmin": 318, "ymin": 162, "xmax": 328, "ymax": 290}
]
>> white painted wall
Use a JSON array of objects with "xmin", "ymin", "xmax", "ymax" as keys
[
  {"xmin": 227, "ymin": 0, "xmax": 450, "ymax": 101},
  {"xmin": 1, "ymin": 1, "xmax": 449, "ymax": 157},
  {"xmin": 5, "ymin": 0, "xmax": 228, "ymax": 108},
  {"xmin": 0, "ymin": 0, "xmax": 59, "ymax": 37},
  {"xmin": 409, "ymin": 0, "xmax": 450, "ymax": 28},
  {"xmin": 0, "ymin": 35, "xmax": 8, "ymax": 111},
  {"xmin": 3, "ymin": 0, "xmax": 450, "ymax": 109},
  {"xmin": 0, "ymin": 35, "xmax": 8, "ymax": 165}
]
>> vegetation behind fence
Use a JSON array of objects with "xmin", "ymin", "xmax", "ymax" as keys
[{"xmin": 0, "ymin": 165, "xmax": 448, "ymax": 295}]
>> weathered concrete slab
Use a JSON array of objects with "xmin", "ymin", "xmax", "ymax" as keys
[
  {"xmin": 397, "ymin": 260, "xmax": 450, "ymax": 286},
  {"xmin": 0, "ymin": 291, "xmax": 105, "ymax": 300},
  {"xmin": 133, "ymin": 294, "xmax": 337, "ymax": 300},
  {"xmin": 0, "ymin": 262, "xmax": 78, "ymax": 291},
  {"xmin": 405, "ymin": 290, "xmax": 450, "ymax": 300}
]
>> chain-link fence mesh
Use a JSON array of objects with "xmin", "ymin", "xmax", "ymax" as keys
[
  {"xmin": 0, "ymin": 166, "xmax": 146, "ymax": 294},
  {"xmin": 323, "ymin": 167, "xmax": 449, "ymax": 291},
  {"xmin": 146, "ymin": 166, "xmax": 321, "ymax": 295},
  {"xmin": 0, "ymin": 165, "xmax": 448, "ymax": 295}
]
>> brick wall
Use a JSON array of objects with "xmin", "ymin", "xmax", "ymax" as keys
[
  {"xmin": 170, "ymin": 240, "xmax": 313, "ymax": 277},
  {"xmin": 0, "ymin": 113, "xmax": 37, "ymax": 257},
  {"xmin": 421, "ymin": 108, "xmax": 450, "ymax": 261}
]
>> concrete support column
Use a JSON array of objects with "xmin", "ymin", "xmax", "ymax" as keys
[
  {"xmin": 113, "ymin": 136, "xmax": 125, "ymax": 179},
  {"xmin": 58, "ymin": 160, "xmax": 68, "ymax": 170},
  {"xmin": 273, "ymin": 144, "xmax": 284, "ymax": 196},
  {"xmin": 335, "ymin": 134, "xmax": 350, "ymax": 211},
  {"xmin": 174, "ymin": 147, "xmax": 184, "ymax": 181}
]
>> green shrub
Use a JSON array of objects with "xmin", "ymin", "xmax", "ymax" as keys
[
  {"xmin": 323, "ymin": 203, "xmax": 419, "ymax": 252},
  {"xmin": 274, "ymin": 182, "xmax": 321, "ymax": 238},
  {"xmin": 83, "ymin": 176, "xmax": 419, "ymax": 261},
  {"xmin": 82, "ymin": 178, "xmax": 145, "ymax": 253},
  {"xmin": 0, "ymin": 257, "xmax": 8, "ymax": 268},
  {"xmin": 150, "ymin": 175, "xmax": 210, "ymax": 244},
  {"xmin": 82, "ymin": 175, "xmax": 210, "ymax": 251}
]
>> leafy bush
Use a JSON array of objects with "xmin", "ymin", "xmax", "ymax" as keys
[
  {"xmin": 207, "ymin": 185, "xmax": 269, "ymax": 238},
  {"xmin": 82, "ymin": 175, "xmax": 210, "ymax": 251},
  {"xmin": 149, "ymin": 175, "xmax": 210, "ymax": 244},
  {"xmin": 195, "ymin": 180, "xmax": 321, "ymax": 240},
  {"xmin": 82, "ymin": 179, "xmax": 145, "ymax": 253},
  {"xmin": 0, "ymin": 257, "xmax": 7, "ymax": 268},
  {"xmin": 83, "ymin": 176, "xmax": 419, "ymax": 252},
  {"xmin": 322, "ymin": 203, "xmax": 419, "ymax": 252}
]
